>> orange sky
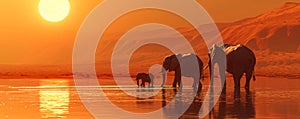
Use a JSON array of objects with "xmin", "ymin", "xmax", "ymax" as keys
[{"xmin": 0, "ymin": 0, "xmax": 298, "ymax": 65}]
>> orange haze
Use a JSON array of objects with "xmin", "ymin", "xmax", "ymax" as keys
[{"xmin": 0, "ymin": 0, "xmax": 298, "ymax": 65}]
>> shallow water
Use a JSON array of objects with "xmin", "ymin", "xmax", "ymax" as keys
[{"xmin": 0, "ymin": 76, "xmax": 300, "ymax": 119}]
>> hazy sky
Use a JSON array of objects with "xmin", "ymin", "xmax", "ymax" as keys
[
  {"xmin": 0, "ymin": 0, "xmax": 298, "ymax": 64},
  {"xmin": 197, "ymin": 0, "xmax": 300, "ymax": 22}
]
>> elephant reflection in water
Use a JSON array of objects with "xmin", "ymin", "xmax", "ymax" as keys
[
  {"xmin": 176, "ymin": 88, "xmax": 255, "ymax": 118},
  {"xmin": 136, "ymin": 96, "xmax": 155, "ymax": 105},
  {"xmin": 135, "ymin": 88, "xmax": 155, "ymax": 106},
  {"xmin": 161, "ymin": 53, "xmax": 204, "ymax": 91},
  {"xmin": 179, "ymin": 88, "xmax": 203, "ymax": 119},
  {"xmin": 160, "ymin": 88, "xmax": 203, "ymax": 119},
  {"xmin": 208, "ymin": 44, "xmax": 256, "ymax": 89},
  {"xmin": 211, "ymin": 88, "xmax": 256, "ymax": 119}
]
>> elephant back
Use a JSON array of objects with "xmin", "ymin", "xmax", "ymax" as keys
[
  {"xmin": 225, "ymin": 44, "xmax": 256, "ymax": 72},
  {"xmin": 179, "ymin": 53, "xmax": 202, "ymax": 77},
  {"xmin": 224, "ymin": 44, "xmax": 242, "ymax": 55}
]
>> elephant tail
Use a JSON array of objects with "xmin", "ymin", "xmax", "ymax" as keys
[
  {"xmin": 201, "ymin": 64, "xmax": 208, "ymax": 81},
  {"xmin": 253, "ymin": 75, "xmax": 256, "ymax": 81},
  {"xmin": 203, "ymin": 64, "xmax": 209, "ymax": 70},
  {"xmin": 252, "ymin": 70, "xmax": 256, "ymax": 81}
]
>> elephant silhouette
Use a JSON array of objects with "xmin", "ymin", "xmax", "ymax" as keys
[
  {"xmin": 136, "ymin": 73, "xmax": 154, "ymax": 88},
  {"xmin": 161, "ymin": 53, "xmax": 204, "ymax": 91},
  {"xmin": 209, "ymin": 44, "xmax": 256, "ymax": 89}
]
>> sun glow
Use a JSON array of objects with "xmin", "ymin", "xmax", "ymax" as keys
[{"xmin": 38, "ymin": 0, "xmax": 70, "ymax": 22}]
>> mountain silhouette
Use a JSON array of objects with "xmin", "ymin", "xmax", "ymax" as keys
[{"xmin": 221, "ymin": 2, "xmax": 300, "ymax": 52}]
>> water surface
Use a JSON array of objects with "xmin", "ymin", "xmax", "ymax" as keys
[{"xmin": 0, "ymin": 76, "xmax": 299, "ymax": 118}]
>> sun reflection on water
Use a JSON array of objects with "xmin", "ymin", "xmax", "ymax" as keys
[{"xmin": 39, "ymin": 80, "xmax": 70, "ymax": 118}]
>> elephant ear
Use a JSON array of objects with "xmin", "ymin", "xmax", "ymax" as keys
[
  {"xmin": 149, "ymin": 73, "xmax": 154, "ymax": 79},
  {"xmin": 169, "ymin": 54, "xmax": 181, "ymax": 70}
]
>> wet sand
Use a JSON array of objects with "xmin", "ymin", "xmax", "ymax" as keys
[{"xmin": 0, "ymin": 76, "xmax": 300, "ymax": 118}]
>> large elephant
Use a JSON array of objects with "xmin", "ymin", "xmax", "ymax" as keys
[
  {"xmin": 161, "ymin": 53, "xmax": 204, "ymax": 90},
  {"xmin": 209, "ymin": 44, "xmax": 256, "ymax": 89}
]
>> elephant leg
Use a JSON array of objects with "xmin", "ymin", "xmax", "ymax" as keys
[
  {"xmin": 198, "ymin": 69, "xmax": 203, "ymax": 91},
  {"xmin": 234, "ymin": 87, "xmax": 241, "ymax": 98},
  {"xmin": 137, "ymin": 79, "xmax": 140, "ymax": 87},
  {"xmin": 245, "ymin": 71, "xmax": 253, "ymax": 89},
  {"xmin": 172, "ymin": 75, "xmax": 177, "ymax": 88},
  {"xmin": 196, "ymin": 77, "xmax": 202, "ymax": 92},
  {"xmin": 175, "ymin": 75, "xmax": 182, "ymax": 89},
  {"xmin": 178, "ymin": 80, "xmax": 183, "ymax": 90},
  {"xmin": 233, "ymin": 72, "xmax": 243, "ymax": 89},
  {"xmin": 192, "ymin": 77, "xmax": 197, "ymax": 88},
  {"xmin": 174, "ymin": 69, "xmax": 182, "ymax": 88},
  {"xmin": 192, "ymin": 76, "xmax": 200, "ymax": 91},
  {"xmin": 198, "ymin": 81, "xmax": 202, "ymax": 92},
  {"xmin": 150, "ymin": 80, "xmax": 154, "ymax": 88},
  {"xmin": 172, "ymin": 80, "xmax": 177, "ymax": 87},
  {"xmin": 142, "ymin": 81, "xmax": 145, "ymax": 87},
  {"xmin": 218, "ymin": 62, "xmax": 226, "ymax": 89},
  {"xmin": 221, "ymin": 76, "xmax": 227, "ymax": 90}
]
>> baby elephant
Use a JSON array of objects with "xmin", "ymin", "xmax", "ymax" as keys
[{"xmin": 136, "ymin": 73, "xmax": 154, "ymax": 87}]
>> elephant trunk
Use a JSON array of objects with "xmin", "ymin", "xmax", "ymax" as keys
[
  {"xmin": 161, "ymin": 67, "xmax": 166, "ymax": 87},
  {"xmin": 136, "ymin": 77, "xmax": 140, "ymax": 87}
]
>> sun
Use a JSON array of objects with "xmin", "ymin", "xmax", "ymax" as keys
[{"xmin": 38, "ymin": 0, "xmax": 70, "ymax": 22}]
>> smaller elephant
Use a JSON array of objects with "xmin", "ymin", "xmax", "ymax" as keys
[{"xmin": 136, "ymin": 73, "xmax": 154, "ymax": 87}]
